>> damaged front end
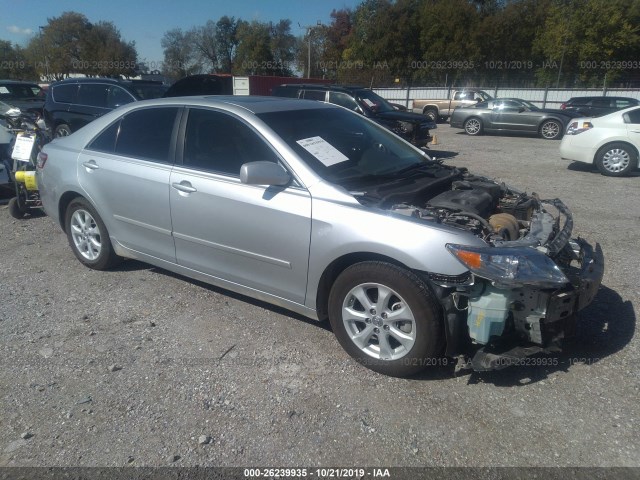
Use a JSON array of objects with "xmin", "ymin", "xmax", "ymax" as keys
[{"xmin": 384, "ymin": 169, "xmax": 604, "ymax": 371}]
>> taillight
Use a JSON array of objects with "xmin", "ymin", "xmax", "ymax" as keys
[
  {"xmin": 37, "ymin": 151, "xmax": 48, "ymax": 169},
  {"xmin": 560, "ymin": 103, "xmax": 567, "ymax": 109},
  {"xmin": 566, "ymin": 121, "xmax": 593, "ymax": 135}
]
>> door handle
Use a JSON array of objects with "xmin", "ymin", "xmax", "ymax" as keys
[
  {"xmin": 171, "ymin": 181, "xmax": 197, "ymax": 193},
  {"xmin": 82, "ymin": 160, "xmax": 99, "ymax": 170}
]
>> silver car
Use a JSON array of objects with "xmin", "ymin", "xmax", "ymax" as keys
[{"xmin": 36, "ymin": 96, "xmax": 604, "ymax": 376}]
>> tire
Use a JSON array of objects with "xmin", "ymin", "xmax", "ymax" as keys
[
  {"xmin": 328, "ymin": 261, "xmax": 444, "ymax": 377},
  {"xmin": 423, "ymin": 107, "xmax": 438, "ymax": 123},
  {"xmin": 8, "ymin": 196, "xmax": 28, "ymax": 219},
  {"xmin": 464, "ymin": 117, "xmax": 483, "ymax": 136},
  {"xmin": 595, "ymin": 143, "xmax": 638, "ymax": 177},
  {"xmin": 65, "ymin": 198, "xmax": 121, "ymax": 270},
  {"xmin": 539, "ymin": 119, "xmax": 562, "ymax": 140},
  {"xmin": 54, "ymin": 124, "xmax": 72, "ymax": 138}
]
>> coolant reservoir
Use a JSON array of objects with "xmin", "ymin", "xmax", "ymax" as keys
[{"xmin": 466, "ymin": 284, "xmax": 510, "ymax": 344}]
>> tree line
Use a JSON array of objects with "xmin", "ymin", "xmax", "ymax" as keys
[{"xmin": 1, "ymin": 0, "xmax": 638, "ymax": 87}]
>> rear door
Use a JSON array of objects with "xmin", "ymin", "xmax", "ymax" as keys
[
  {"xmin": 624, "ymin": 108, "xmax": 640, "ymax": 149},
  {"xmin": 77, "ymin": 106, "xmax": 181, "ymax": 261},
  {"xmin": 169, "ymin": 107, "xmax": 312, "ymax": 304}
]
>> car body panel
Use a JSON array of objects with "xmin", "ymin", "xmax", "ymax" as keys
[{"xmin": 560, "ymin": 106, "xmax": 640, "ymax": 165}]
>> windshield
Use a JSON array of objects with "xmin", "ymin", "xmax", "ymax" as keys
[
  {"xmin": 258, "ymin": 108, "xmax": 432, "ymax": 188},
  {"xmin": 519, "ymin": 99, "xmax": 540, "ymax": 110},
  {"xmin": 354, "ymin": 89, "xmax": 395, "ymax": 114}
]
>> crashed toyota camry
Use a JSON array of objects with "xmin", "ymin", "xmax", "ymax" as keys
[{"xmin": 36, "ymin": 96, "xmax": 604, "ymax": 377}]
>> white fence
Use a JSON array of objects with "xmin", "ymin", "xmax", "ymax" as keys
[{"xmin": 373, "ymin": 86, "xmax": 640, "ymax": 110}]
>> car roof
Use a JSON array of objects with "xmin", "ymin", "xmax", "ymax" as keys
[
  {"xmin": 566, "ymin": 96, "xmax": 638, "ymax": 102},
  {"xmin": 51, "ymin": 77, "xmax": 163, "ymax": 86},
  {"xmin": 114, "ymin": 95, "xmax": 336, "ymax": 115},
  {"xmin": 0, "ymin": 79, "xmax": 40, "ymax": 86},
  {"xmin": 277, "ymin": 84, "xmax": 367, "ymax": 93}
]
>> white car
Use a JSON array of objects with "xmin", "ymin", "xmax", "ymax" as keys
[{"xmin": 560, "ymin": 105, "xmax": 640, "ymax": 176}]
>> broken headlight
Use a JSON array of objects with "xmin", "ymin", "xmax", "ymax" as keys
[{"xmin": 446, "ymin": 244, "xmax": 569, "ymax": 288}]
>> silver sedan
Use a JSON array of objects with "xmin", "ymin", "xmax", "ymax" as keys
[{"xmin": 36, "ymin": 96, "xmax": 603, "ymax": 376}]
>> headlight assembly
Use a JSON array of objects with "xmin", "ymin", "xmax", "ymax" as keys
[{"xmin": 446, "ymin": 244, "xmax": 569, "ymax": 288}]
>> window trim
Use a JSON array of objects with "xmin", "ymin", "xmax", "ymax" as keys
[{"xmin": 177, "ymin": 107, "xmax": 301, "ymax": 186}]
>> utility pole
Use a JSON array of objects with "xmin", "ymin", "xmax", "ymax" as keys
[
  {"xmin": 38, "ymin": 26, "xmax": 50, "ymax": 81},
  {"xmin": 299, "ymin": 21, "xmax": 322, "ymax": 78}
]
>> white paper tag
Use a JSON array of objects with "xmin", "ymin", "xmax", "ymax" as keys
[
  {"xmin": 296, "ymin": 136, "xmax": 348, "ymax": 167},
  {"xmin": 11, "ymin": 134, "xmax": 36, "ymax": 162},
  {"xmin": 0, "ymin": 86, "xmax": 9, "ymax": 94}
]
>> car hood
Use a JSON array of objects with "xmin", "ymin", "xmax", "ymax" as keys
[
  {"xmin": 373, "ymin": 109, "xmax": 436, "ymax": 126},
  {"xmin": 3, "ymin": 98, "xmax": 44, "ymax": 113}
]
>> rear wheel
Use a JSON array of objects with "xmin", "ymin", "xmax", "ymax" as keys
[
  {"xmin": 328, "ymin": 261, "xmax": 444, "ymax": 377},
  {"xmin": 540, "ymin": 120, "xmax": 562, "ymax": 140},
  {"xmin": 65, "ymin": 198, "xmax": 121, "ymax": 269},
  {"xmin": 464, "ymin": 117, "xmax": 483, "ymax": 136},
  {"xmin": 423, "ymin": 107, "xmax": 438, "ymax": 123},
  {"xmin": 595, "ymin": 143, "xmax": 637, "ymax": 176},
  {"xmin": 54, "ymin": 124, "xmax": 72, "ymax": 138}
]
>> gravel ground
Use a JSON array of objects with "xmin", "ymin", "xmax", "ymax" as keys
[{"xmin": 0, "ymin": 125, "xmax": 638, "ymax": 469}]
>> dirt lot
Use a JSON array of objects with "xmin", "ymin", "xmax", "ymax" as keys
[{"xmin": 0, "ymin": 125, "xmax": 638, "ymax": 470}]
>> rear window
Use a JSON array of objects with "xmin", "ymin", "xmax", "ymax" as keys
[
  {"xmin": 0, "ymin": 83, "xmax": 43, "ymax": 101},
  {"xmin": 129, "ymin": 83, "xmax": 168, "ymax": 100}
]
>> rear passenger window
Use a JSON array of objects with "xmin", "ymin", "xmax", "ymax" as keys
[
  {"xmin": 52, "ymin": 84, "xmax": 78, "ymax": 104},
  {"xmin": 624, "ymin": 108, "xmax": 640, "ymax": 124},
  {"xmin": 115, "ymin": 108, "xmax": 179, "ymax": 162},
  {"xmin": 77, "ymin": 84, "xmax": 108, "ymax": 108},
  {"xmin": 615, "ymin": 99, "xmax": 634, "ymax": 109},
  {"xmin": 87, "ymin": 122, "xmax": 120, "ymax": 153},
  {"xmin": 590, "ymin": 98, "xmax": 610, "ymax": 107},
  {"xmin": 183, "ymin": 108, "xmax": 279, "ymax": 176}
]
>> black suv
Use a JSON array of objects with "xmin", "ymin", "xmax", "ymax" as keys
[
  {"xmin": 272, "ymin": 84, "xmax": 436, "ymax": 147},
  {"xmin": 44, "ymin": 78, "xmax": 167, "ymax": 137},
  {"xmin": 560, "ymin": 96, "xmax": 639, "ymax": 117}
]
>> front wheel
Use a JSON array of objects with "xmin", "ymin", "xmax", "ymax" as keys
[
  {"xmin": 539, "ymin": 120, "xmax": 562, "ymax": 140},
  {"xmin": 65, "ymin": 198, "xmax": 121, "ymax": 269},
  {"xmin": 464, "ymin": 117, "xmax": 483, "ymax": 136},
  {"xmin": 328, "ymin": 261, "xmax": 444, "ymax": 377},
  {"xmin": 595, "ymin": 143, "xmax": 638, "ymax": 176}
]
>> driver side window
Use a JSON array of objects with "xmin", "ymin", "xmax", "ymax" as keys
[{"xmin": 183, "ymin": 109, "xmax": 280, "ymax": 176}]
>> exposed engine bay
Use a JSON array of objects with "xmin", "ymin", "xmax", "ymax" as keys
[{"xmin": 352, "ymin": 162, "xmax": 604, "ymax": 371}]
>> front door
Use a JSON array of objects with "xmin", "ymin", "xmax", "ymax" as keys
[{"xmin": 169, "ymin": 108, "xmax": 312, "ymax": 305}]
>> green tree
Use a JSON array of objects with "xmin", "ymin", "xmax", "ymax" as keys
[
  {"xmin": 190, "ymin": 20, "xmax": 218, "ymax": 73},
  {"xmin": 81, "ymin": 21, "xmax": 137, "ymax": 77},
  {"xmin": 534, "ymin": 0, "xmax": 640, "ymax": 86},
  {"xmin": 161, "ymin": 28, "xmax": 201, "ymax": 80},
  {"xmin": 215, "ymin": 16, "xmax": 239, "ymax": 73},
  {"xmin": 234, "ymin": 21, "xmax": 273, "ymax": 75},
  {"xmin": 0, "ymin": 40, "xmax": 37, "ymax": 80}
]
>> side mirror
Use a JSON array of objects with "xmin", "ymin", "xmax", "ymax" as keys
[
  {"xmin": 240, "ymin": 161, "xmax": 291, "ymax": 186},
  {"xmin": 518, "ymin": 107, "xmax": 526, "ymax": 113}
]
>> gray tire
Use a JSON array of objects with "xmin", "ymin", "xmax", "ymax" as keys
[
  {"xmin": 464, "ymin": 117, "xmax": 483, "ymax": 136},
  {"xmin": 55, "ymin": 124, "xmax": 72, "ymax": 137},
  {"xmin": 65, "ymin": 198, "xmax": 121, "ymax": 270},
  {"xmin": 328, "ymin": 261, "xmax": 444, "ymax": 377},
  {"xmin": 595, "ymin": 142, "xmax": 638, "ymax": 177},
  {"xmin": 540, "ymin": 120, "xmax": 562, "ymax": 140}
]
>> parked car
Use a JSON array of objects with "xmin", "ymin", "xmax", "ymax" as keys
[
  {"xmin": 560, "ymin": 96, "xmax": 639, "ymax": 118},
  {"xmin": 560, "ymin": 106, "xmax": 640, "ymax": 176},
  {"xmin": 450, "ymin": 98, "xmax": 577, "ymax": 140},
  {"xmin": 36, "ymin": 96, "xmax": 603, "ymax": 377},
  {"xmin": 272, "ymin": 84, "xmax": 436, "ymax": 147},
  {"xmin": 44, "ymin": 77, "xmax": 167, "ymax": 137},
  {"xmin": 412, "ymin": 88, "xmax": 492, "ymax": 122},
  {"xmin": 0, "ymin": 80, "xmax": 45, "ymax": 114}
]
